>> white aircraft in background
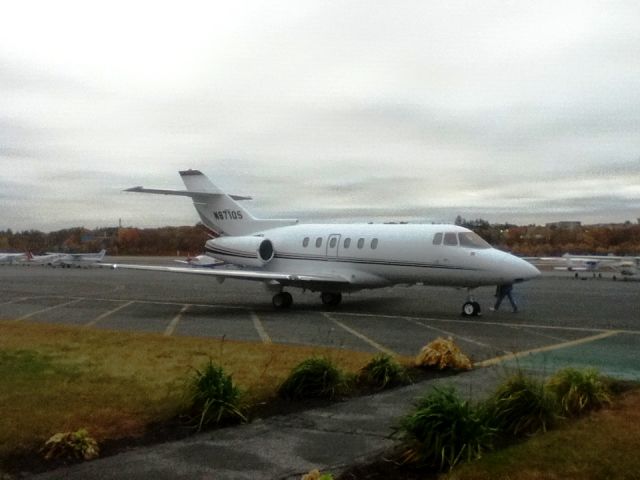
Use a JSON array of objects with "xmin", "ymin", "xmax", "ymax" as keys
[
  {"xmin": 24, "ymin": 251, "xmax": 65, "ymax": 265},
  {"xmin": 114, "ymin": 170, "xmax": 540, "ymax": 316},
  {"xmin": 49, "ymin": 249, "xmax": 107, "ymax": 268},
  {"xmin": 0, "ymin": 252, "xmax": 26, "ymax": 264},
  {"xmin": 175, "ymin": 254, "xmax": 224, "ymax": 268},
  {"xmin": 550, "ymin": 253, "xmax": 639, "ymax": 280}
]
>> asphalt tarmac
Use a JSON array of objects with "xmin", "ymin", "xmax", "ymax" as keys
[
  {"xmin": 2, "ymin": 258, "xmax": 639, "ymax": 479},
  {"xmin": 0, "ymin": 258, "xmax": 638, "ymax": 373}
]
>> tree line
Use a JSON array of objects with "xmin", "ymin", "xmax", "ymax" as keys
[{"xmin": 1, "ymin": 220, "xmax": 639, "ymax": 257}]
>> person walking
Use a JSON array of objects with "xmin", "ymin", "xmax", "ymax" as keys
[{"xmin": 491, "ymin": 283, "xmax": 518, "ymax": 312}]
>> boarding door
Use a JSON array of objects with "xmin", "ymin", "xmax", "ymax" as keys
[{"xmin": 326, "ymin": 234, "xmax": 341, "ymax": 259}]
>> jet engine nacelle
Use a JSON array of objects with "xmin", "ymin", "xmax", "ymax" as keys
[{"xmin": 205, "ymin": 236, "xmax": 275, "ymax": 267}]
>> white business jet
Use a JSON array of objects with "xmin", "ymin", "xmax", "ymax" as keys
[{"xmin": 115, "ymin": 170, "xmax": 540, "ymax": 316}]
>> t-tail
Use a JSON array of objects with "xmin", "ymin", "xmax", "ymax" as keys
[{"xmin": 125, "ymin": 169, "xmax": 298, "ymax": 236}]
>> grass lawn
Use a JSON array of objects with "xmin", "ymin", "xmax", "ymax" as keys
[
  {"xmin": 0, "ymin": 319, "xmax": 392, "ymax": 473},
  {"xmin": 339, "ymin": 386, "xmax": 640, "ymax": 479},
  {"xmin": 444, "ymin": 388, "xmax": 640, "ymax": 480}
]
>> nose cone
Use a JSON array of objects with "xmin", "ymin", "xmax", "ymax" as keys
[{"xmin": 511, "ymin": 256, "xmax": 541, "ymax": 283}]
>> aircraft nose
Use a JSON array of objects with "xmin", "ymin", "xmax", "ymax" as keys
[{"xmin": 513, "ymin": 257, "xmax": 541, "ymax": 282}]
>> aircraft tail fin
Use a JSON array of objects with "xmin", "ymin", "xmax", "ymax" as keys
[
  {"xmin": 179, "ymin": 170, "xmax": 297, "ymax": 236},
  {"xmin": 125, "ymin": 170, "xmax": 297, "ymax": 236}
]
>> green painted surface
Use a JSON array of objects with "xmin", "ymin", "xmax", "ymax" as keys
[{"xmin": 505, "ymin": 333, "xmax": 640, "ymax": 380}]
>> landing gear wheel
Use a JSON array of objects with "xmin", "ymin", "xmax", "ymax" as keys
[
  {"xmin": 272, "ymin": 292, "xmax": 293, "ymax": 309},
  {"xmin": 462, "ymin": 301, "xmax": 481, "ymax": 317},
  {"xmin": 320, "ymin": 292, "xmax": 342, "ymax": 306}
]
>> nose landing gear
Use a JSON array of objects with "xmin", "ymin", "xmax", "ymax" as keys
[{"xmin": 461, "ymin": 290, "xmax": 481, "ymax": 317}]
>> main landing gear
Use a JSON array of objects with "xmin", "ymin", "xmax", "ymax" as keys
[
  {"xmin": 461, "ymin": 289, "xmax": 481, "ymax": 317},
  {"xmin": 272, "ymin": 291, "xmax": 293, "ymax": 309},
  {"xmin": 271, "ymin": 291, "xmax": 343, "ymax": 309},
  {"xmin": 320, "ymin": 292, "xmax": 342, "ymax": 306}
]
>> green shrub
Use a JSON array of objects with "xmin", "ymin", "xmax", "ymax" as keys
[
  {"xmin": 278, "ymin": 357, "xmax": 345, "ymax": 400},
  {"xmin": 397, "ymin": 387, "xmax": 495, "ymax": 470},
  {"xmin": 358, "ymin": 354, "xmax": 411, "ymax": 390},
  {"xmin": 41, "ymin": 428, "xmax": 99, "ymax": 461},
  {"xmin": 189, "ymin": 360, "xmax": 245, "ymax": 430},
  {"xmin": 547, "ymin": 368, "xmax": 612, "ymax": 417},
  {"xmin": 486, "ymin": 372, "xmax": 558, "ymax": 437}
]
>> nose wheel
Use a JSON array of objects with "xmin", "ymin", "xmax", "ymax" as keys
[
  {"xmin": 461, "ymin": 289, "xmax": 481, "ymax": 317},
  {"xmin": 462, "ymin": 301, "xmax": 481, "ymax": 317}
]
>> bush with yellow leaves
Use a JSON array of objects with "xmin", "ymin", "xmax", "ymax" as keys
[
  {"xmin": 301, "ymin": 469, "xmax": 334, "ymax": 480},
  {"xmin": 41, "ymin": 428, "xmax": 99, "ymax": 461},
  {"xmin": 415, "ymin": 337, "xmax": 472, "ymax": 370}
]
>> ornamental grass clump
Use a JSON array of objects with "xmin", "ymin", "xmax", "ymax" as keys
[
  {"xmin": 546, "ymin": 367, "xmax": 612, "ymax": 417},
  {"xmin": 397, "ymin": 387, "xmax": 495, "ymax": 471},
  {"xmin": 278, "ymin": 357, "xmax": 345, "ymax": 400},
  {"xmin": 41, "ymin": 428, "xmax": 99, "ymax": 462},
  {"xmin": 486, "ymin": 372, "xmax": 558, "ymax": 437},
  {"xmin": 189, "ymin": 360, "xmax": 246, "ymax": 431},
  {"xmin": 415, "ymin": 337, "xmax": 472, "ymax": 371},
  {"xmin": 358, "ymin": 354, "xmax": 411, "ymax": 390}
]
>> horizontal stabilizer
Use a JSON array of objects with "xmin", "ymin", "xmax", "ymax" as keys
[{"xmin": 124, "ymin": 187, "xmax": 251, "ymax": 201}]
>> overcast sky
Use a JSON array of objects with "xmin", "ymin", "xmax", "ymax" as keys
[{"xmin": 2, "ymin": 0, "xmax": 639, "ymax": 231}]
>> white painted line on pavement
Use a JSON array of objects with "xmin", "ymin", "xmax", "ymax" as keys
[
  {"xmin": 15, "ymin": 298, "xmax": 84, "ymax": 322},
  {"xmin": 85, "ymin": 301, "xmax": 135, "ymax": 327},
  {"xmin": 250, "ymin": 310, "xmax": 272, "ymax": 344},
  {"xmin": 165, "ymin": 304, "xmax": 190, "ymax": 336},
  {"xmin": 402, "ymin": 316, "xmax": 496, "ymax": 351},
  {"xmin": 323, "ymin": 312, "xmax": 397, "ymax": 356},
  {"xmin": 0, "ymin": 297, "xmax": 29, "ymax": 306}
]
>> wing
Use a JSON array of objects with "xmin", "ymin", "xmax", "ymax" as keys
[{"xmin": 106, "ymin": 263, "xmax": 351, "ymax": 288}]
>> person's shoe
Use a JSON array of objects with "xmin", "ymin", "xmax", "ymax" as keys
[{"xmin": 489, "ymin": 307, "xmax": 495, "ymax": 311}]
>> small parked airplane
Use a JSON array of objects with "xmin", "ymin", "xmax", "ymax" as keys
[
  {"xmin": 114, "ymin": 170, "xmax": 540, "ymax": 315},
  {"xmin": 49, "ymin": 249, "xmax": 107, "ymax": 268},
  {"xmin": 24, "ymin": 251, "xmax": 65, "ymax": 265},
  {"xmin": 0, "ymin": 252, "xmax": 26, "ymax": 264},
  {"xmin": 551, "ymin": 253, "xmax": 639, "ymax": 280},
  {"xmin": 175, "ymin": 254, "xmax": 224, "ymax": 268}
]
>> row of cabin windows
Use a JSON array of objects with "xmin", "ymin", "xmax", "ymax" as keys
[{"xmin": 302, "ymin": 237, "xmax": 379, "ymax": 250}]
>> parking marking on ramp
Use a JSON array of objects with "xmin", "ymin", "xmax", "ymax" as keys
[
  {"xmin": 475, "ymin": 330, "xmax": 621, "ymax": 368},
  {"xmin": 85, "ymin": 300, "xmax": 135, "ymax": 327},
  {"xmin": 250, "ymin": 310, "xmax": 272, "ymax": 344},
  {"xmin": 323, "ymin": 312, "xmax": 397, "ymax": 356},
  {"xmin": 164, "ymin": 304, "xmax": 190, "ymax": 336},
  {"xmin": 15, "ymin": 298, "xmax": 84, "ymax": 321}
]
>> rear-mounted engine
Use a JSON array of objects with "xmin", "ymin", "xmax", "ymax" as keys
[{"xmin": 205, "ymin": 236, "xmax": 275, "ymax": 267}]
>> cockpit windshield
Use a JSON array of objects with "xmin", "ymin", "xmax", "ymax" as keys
[{"xmin": 458, "ymin": 232, "xmax": 491, "ymax": 249}]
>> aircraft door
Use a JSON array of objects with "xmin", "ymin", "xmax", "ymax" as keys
[{"xmin": 326, "ymin": 234, "xmax": 341, "ymax": 258}]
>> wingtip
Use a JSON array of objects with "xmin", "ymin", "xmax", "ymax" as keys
[{"xmin": 179, "ymin": 169, "xmax": 203, "ymax": 176}]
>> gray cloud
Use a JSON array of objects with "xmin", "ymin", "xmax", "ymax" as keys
[{"xmin": 1, "ymin": 1, "xmax": 639, "ymax": 231}]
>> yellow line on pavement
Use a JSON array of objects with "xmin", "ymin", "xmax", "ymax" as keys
[{"xmin": 475, "ymin": 330, "xmax": 621, "ymax": 368}]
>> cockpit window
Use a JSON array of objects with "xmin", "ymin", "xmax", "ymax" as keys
[
  {"xmin": 432, "ymin": 232, "xmax": 443, "ymax": 245},
  {"xmin": 458, "ymin": 232, "xmax": 491, "ymax": 249},
  {"xmin": 443, "ymin": 232, "xmax": 458, "ymax": 246}
]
